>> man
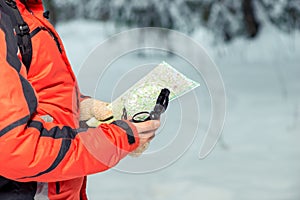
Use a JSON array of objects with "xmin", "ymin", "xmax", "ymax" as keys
[{"xmin": 0, "ymin": 0, "xmax": 160, "ymax": 199}]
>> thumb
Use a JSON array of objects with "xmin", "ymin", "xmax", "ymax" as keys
[
  {"xmin": 133, "ymin": 120, "xmax": 160, "ymax": 134},
  {"xmin": 92, "ymin": 99, "xmax": 113, "ymax": 121}
]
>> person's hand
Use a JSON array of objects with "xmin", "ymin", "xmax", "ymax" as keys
[
  {"xmin": 130, "ymin": 120, "xmax": 160, "ymax": 157},
  {"xmin": 80, "ymin": 98, "xmax": 112, "ymax": 121}
]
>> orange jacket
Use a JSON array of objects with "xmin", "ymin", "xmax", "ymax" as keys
[{"xmin": 0, "ymin": 1, "xmax": 139, "ymax": 199}]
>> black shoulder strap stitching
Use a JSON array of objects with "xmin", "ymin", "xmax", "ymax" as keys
[
  {"xmin": 0, "ymin": 0, "xmax": 32, "ymax": 72},
  {"xmin": 30, "ymin": 26, "xmax": 43, "ymax": 38}
]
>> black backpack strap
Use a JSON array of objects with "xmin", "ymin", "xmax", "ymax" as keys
[{"xmin": 0, "ymin": 0, "xmax": 32, "ymax": 72}]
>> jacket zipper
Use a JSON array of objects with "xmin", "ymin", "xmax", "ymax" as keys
[
  {"xmin": 30, "ymin": 26, "xmax": 62, "ymax": 53},
  {"xmin": 43, "ymin": 26, "xmax": 63, "ymax": 53}
]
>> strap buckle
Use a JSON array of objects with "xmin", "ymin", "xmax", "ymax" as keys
[
  {"xmin": 5, "ymin": 0, "xmax": 17, "ymax": 9},
  {"xmin": 15, "ymin": 24, "xmax": 30, "ymax": 36}
]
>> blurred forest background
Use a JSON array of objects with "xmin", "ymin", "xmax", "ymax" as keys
[{"xmin": 44, "ymin": 0, "xmax": 300, "ymax": 42}]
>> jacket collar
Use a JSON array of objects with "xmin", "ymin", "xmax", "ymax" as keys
[{"xmin": 16, "ymin": 0, "xmax": 44, "ymax": 13}]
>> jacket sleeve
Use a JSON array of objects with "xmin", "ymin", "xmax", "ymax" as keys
[{"xmin": 0, "ymin": 29, "xmax": 139, "ymax": 182}]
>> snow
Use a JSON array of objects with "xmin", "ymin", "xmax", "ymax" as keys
[{"xmin": 57, "ymin": 20, "xmax": 300, "ymax": 200}]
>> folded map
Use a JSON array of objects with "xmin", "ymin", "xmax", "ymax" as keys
[{"xmin": 110, "ymin": 61, "xmax": 200, "ymax": 120}]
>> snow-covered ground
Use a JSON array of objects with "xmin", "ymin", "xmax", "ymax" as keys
[{"xmin": 57, "ymin": 20, "xmax": 300, "ymax": 200}]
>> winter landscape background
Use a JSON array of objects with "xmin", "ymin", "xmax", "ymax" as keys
[{"xmin": 50, "ymin": 0, "xmax": 300, "ymax": 199}]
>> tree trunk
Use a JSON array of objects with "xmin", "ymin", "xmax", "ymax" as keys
[{"xmin": 242, "ymin": 0, "xmax": 260, "ymax": 38}]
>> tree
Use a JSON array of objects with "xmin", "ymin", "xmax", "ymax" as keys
[
  {"xmin": 258, "ymin": 0, "xmax": 300, "ymax": 32},
  {"xmin": 49, "ymin": 0, "xmax": 300, "ymax": 41},
  {"xmin": 242, "ymin": 0, "xmax": 260, "ymax": 38}
]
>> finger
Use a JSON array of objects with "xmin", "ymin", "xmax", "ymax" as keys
[
  {"xmin": 139, "ymin": 132, "xmax": 155, "ymax": 144},
  {"xmin": 134, "ymin": 120, "xmax": 160, "ymax": 133},
  {"xmin": 138, "ymin": 131, "xmax": 155, "ymax": 139}
]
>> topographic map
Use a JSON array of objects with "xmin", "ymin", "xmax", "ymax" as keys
[
  {"xmin": 86, "ymin": 62, "xmax": 200, "ymax": 127},
  {"xmin": 110, "ymin": 61, "xmax": 200, "ymax": 120}
]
